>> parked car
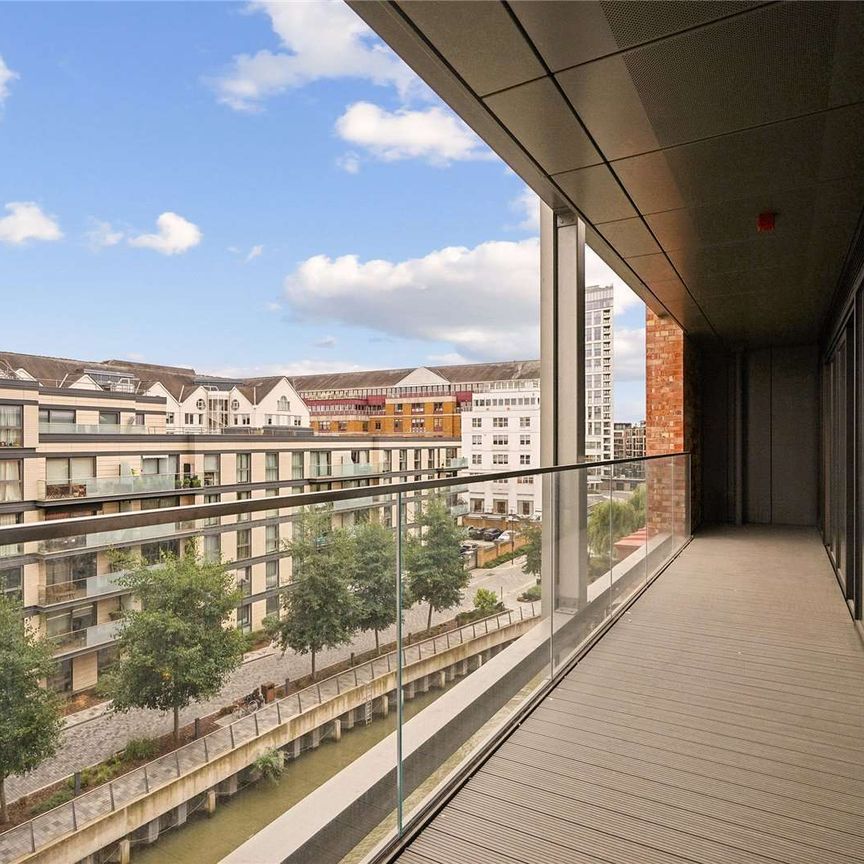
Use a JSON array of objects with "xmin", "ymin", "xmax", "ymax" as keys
[
  {"xmin": 482, "ymin": 528, "xmax": 502, "ymax": 541},
  {"xmin": 467, "ymin": 527, "xmax": 485, "ymax": 540},
  {"xmin": 498, "ymin": 530, "xmax": 513, "ymax": 542}
]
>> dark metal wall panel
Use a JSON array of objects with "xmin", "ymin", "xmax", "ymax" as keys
[
  {"xmin": 700, "ymin": 352, "xmax": 733, "ymax": 524},
  {"xmin": 771, "ymin": 345, "xmax": 819, "ymax": 526},
  {"xmin": 745, "ymin": 349, "xmax": 773, "ymax": 524}
]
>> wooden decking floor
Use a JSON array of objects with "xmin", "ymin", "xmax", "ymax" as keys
[{"xmin": 395, "ymin": 525, "xmax": 864, "ymax": 864}]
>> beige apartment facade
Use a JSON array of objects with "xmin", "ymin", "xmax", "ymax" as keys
[{"xmin": 0, "ymin": 353, "xmax": 462, "ymax": 694}]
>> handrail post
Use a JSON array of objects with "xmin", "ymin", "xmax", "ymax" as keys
[
  {"xmin": 229, "ymin": 725, "xmax": 235, "ymax": 749},
  {"xmin": 71, "ymin": 800, "xmax": 78, "ymax": 831},
  {"xmin": 143, "ymin": 766, "xmax": 150, "ymax": 792},
  {"xmin": 29, "ymin": 820, "xmax": 36, "ymax": 853},
  {"xmin": 175, "ymin": 750, "xmax": 181, "ymax": 777},
  {"xmin": 395, "ymin": 489, "xmax": 405, "ymax": 834},
  {"xmin": 445, "ymin": 631, "xmax": 450, "ymax": 649},
  {"xmin": 203, "ymin": 736, "xmax": 210, "ymax": 762},
  {"xmin": 297, "ymin": 692, "xmax": 302, "ymax": 713},
  {"xmin": 276, "ymin": 702, "xmax": 282, "ymax": 724},
  {"xmin": 254, "ymin": 713, "xmax": 260, "ymax": 736},
  {"xmin": 317, "ymin": 684, "xmax": 322, "ymax": 703}
]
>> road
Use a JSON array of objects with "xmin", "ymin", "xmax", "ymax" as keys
[{"xmin": 7, "ymin": 559, "xmax": 535, "ymax": 802}]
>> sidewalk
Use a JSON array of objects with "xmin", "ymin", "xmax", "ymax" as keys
[{"xmin": 10, "ymin": 563, "xmax": 534, "ymax": 802}]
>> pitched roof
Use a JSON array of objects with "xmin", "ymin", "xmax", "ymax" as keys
[{"xmin": 290, "ymin": 359, "xmax": 540, "ymax": 392}]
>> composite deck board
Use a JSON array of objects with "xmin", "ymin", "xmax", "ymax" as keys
[{"xmin": 394, "ymin": 526, "xmax": 864, "ymax": 864}]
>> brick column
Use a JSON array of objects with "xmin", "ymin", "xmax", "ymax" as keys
[{"xmin": 646, "ymin": 309, "xmax": 701, "ymax": 531}]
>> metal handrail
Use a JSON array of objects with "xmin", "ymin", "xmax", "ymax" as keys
[
  {"xmin": 0, "ymin": 608, "xmax": 537, "ymax": 860},
  {"xmin": 0, "ymin": 453, "xmax": 688, "ymax": 545}
]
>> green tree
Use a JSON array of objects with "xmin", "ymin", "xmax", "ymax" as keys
[
  {"xmin": 406, "ymin": 496, "xmax": 469, "ymax": 630},
  {"xmin": 587, "ymin": 499, "xmax": 638, "ymax": 574},
  {"xmin": 629, "ymin": 484, "xmax": 646, "ymax": 527},
  {"xmin": 0, "ymin": 596, "xmax": 63, "ymax": 822},
  {"xmin": 520, "ymin": 520, "xmax": 543, "ymax": 581},
  {"xmin": 352, "ymin": 521, "xmax": 398, "ymax": 652},
  {"xmin": 105, "ymin": 551, "xmax": 246, "ymax": 742},
  {"xmin": 265, "ymin": 508, "xmax": 357, "ymax": 679}
]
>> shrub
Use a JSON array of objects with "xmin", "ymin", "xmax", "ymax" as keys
[
  {"xmin": 252, "ymin": 748, "xmax": 285, "ymax": 784},
  {"xmin": 80, "ymin": 763, "xmax": 114, "ymax": 789},
  {"xmin": 473, "ymin": 588, "xmax": 502, "ymax": 616},
  {"xmin": 31, "ymin": 788, "xmax": 74, "ymax": 815},
  {"xmin": 123, "ymin": 737, "xmax": 158, "ymax": 762},
  {"xmin": 518, "ymin": 584, "xmax": 541, "ymax": 602}
]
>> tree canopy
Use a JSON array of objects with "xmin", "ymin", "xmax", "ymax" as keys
[
  {"xmin": 406, "ymin": 496, "xmax": 469, "ymax": 629},
  {"xmin": 351, "ymin": 520, "xmax": 398, "ymax": 651},
  {"xmin": 0, "ymin": 597, "xmax": 63, "ymax": 822},
  {"xmin": 265, "ymin": 507, "xmax": 358, "ymax": 678},
  {"xmin": 104, "ymin": 550, "xmax": 246, "ymax": 741},
  {"xmin": 520, "ymin": 520, "xmax": 543, "ymax": 580}
]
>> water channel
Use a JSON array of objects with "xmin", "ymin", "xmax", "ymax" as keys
[{"xmin": 133, "ymin": 683, "xmax": 450, "ymax": 864}]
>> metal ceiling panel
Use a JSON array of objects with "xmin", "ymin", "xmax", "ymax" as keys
[
  {"xmin": 594, "ymin": 217, "xmax": 661, "ymax": 258},
  {"xmin": 552, "ymin": 164, "xmax": 636, "ymax": 224},
  {"xmin": 395, "ymin": 1, "xmax": 545, "ymax": 97},
  {"xmin": 483, "ymin": 77, "xmax": 601, "ymax": 175}
]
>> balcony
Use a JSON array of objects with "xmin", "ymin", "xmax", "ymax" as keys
[
  {"xmin": 49, "ymin": 620, "xmax": 121, "ymax": 655},
  {"xmin": 38, "ymin": 569, "xmax": 126, "ymax": 606},
  {"xmin": 37, "ymin": 472, "xmax": 179, "ymax": 502},
  {"xmin": 39, "ymin": 422, "xmax": 159, "ymax": 436},
  {"xmin": 38, "ymin": 521, "xmax": 178, "ymax": 553},
  {"xmin": 447, "ymin": 456, "xmax": 469, "ymax": 469},
  {"xmin": 311, "ymin": 462, "xmax": 374, "ymax": 479}
]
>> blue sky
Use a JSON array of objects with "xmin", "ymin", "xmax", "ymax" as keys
[{"xmin": 0, "ymin": 1, "xmax": 645, "ymax": 421}]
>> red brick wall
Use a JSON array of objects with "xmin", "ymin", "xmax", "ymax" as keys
[{"xmin": 645, "ymin": 309, "xmax": 701, "ymax": 531}]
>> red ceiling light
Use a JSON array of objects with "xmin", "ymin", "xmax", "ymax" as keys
[{"xmin": 757, "ymin": 211, "xmax": 776, "ymax": 233}]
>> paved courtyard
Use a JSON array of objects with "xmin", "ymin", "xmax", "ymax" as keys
[{"xmin": 7, "ymin": 560, "xmax": 535, "ymax": 802}]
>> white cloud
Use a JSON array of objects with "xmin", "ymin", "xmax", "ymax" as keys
[
  {"xmin": 86, "ymin": 219, "xmax": 123, "ymax": 250},
  {"xmin": 614, "ymin": 327, "xmax": 646, "ymax": 382},
  {"xmin": 282, "ymin": 238, "xmax": 540, "ymax": 360},
  {"xmin": 128, "ymin": 212, "xmax": 202, "ymax": 256},
  {"xmin": 335, "ymin": 102, "xmax": 492, "ymax": 166},
  {"xmin": 212, "ymin": 1, "xmax": 420, "ymax": 111},
  {"xmin": 336, "ymin": 152, "xmax": 361, "ymax": 174},
  {"xmin": 245, "ymin": 244, "xmax": 264, "ymax": 262},
  {"xmin": 585, "ymin": 245, "xmax": 642, "ymax": 318},
  {"xmin": 314, "ymin": 335, "xmax": 337, "ymax": 349},
  {"xmin": 510, "ymin": 186, "xmax": 539, "ymax": 233},
  {"xmin": 427, "ymin": 352, "xmax": 470, "ymax": 366},
  {"xmin": 0, "ymin": 201, "xmax": 62, "ymax": 245},
  {"xmin": 0, "ymin": 56, "xmax": 18, "ymax": 107},
  {"xmin": 265, "ymin": 300, "xmax": 283, "ymax": 312}
]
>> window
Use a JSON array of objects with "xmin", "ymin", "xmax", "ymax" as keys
[
  {"xmin": 433, "ymin": 418, "xmax": 443, "ymax": 432},
  {"xmin": 236, "ymin": 490, "xmax": 251, "ymax": 521},
  {"xmin": 266, "ymin": 594, "xmax": 280, "ymax": 617},
  {"xmin": 133, "ymin": 412, "xmax": 145, "ymax": 426},
  {"xmin": 166, "ymin": 412, "xmax": 175, "ymax": 425},
  {"xmin": 266, "ymin": 523, "xmax": 279, "ymax": 552},
  {"xmin": 310, "ymin": 451, "xmax": 331, "ymax": 477},
  {"xmin": 277, "ymin": 396, "xmax": 290, "ymax": 412},
  {"xmin": 265, "ymin": 560, "xmax": 279, "ymax": 589},
  {"xmin": 236, "ymin": 604, "xmax": 251, "ymax": 633},
  {"xmin": 373, "ymin": 420, "xmax": 382, "ymax": 431},
  {"xmin": 395, "ymin": 403, "xmax": 403, "ymax": 412},
  {"xmin": 0, "ymin": 512, "xmax": 21, "ymax": 557},
  {"xmin": 492, "ymin": 435, "xmax": 508, "ymax": 446},
  {"xmin": 517, "ymin": 476, "xmax": 534, "ymax": 485},
  {"xmin": 520, "ymin": 454, "xmax": 531, "ymax": 465},
  {"xmin": 203, "ymin": 533, "xmax": 221, "ymax": 563},
  {"xmin": 472, "ymin": 435, "xmax": 482, "ymax": 445},
  {"xmin": 266, "ymin": 487, "xmax": 279, "ymax": 518},
  {"xmin": 471, "ymin": 498, "xmax": 484, "ymax": 513},
  {"xmin": 411, "ymin": 418, "xmax": 424, "ymax": 431},
  {"xmin": 204, "ymin": 493, "xmax": 220, "ymax": 527},
  {"xmin": 520, "ymin": 417, "xmax": 531, "ymax": 428},
  {"xmin": 337, "ymin": 422, "xmax": 348, "ymax": 432},
  {"xmin": 0, "ymin": 405, "xmax": 22, "ymax": 447},
  {"xmin": 236, "ymin": 453, "xmax": 251, "ymax": 483},
  {"xmin": 236, "ymin": 529, "xmax": 251, "ymax": 559},
  {"xmin": 39, "ymin": 408, "xmax": 75, "ymax": 425},
  {"xmin": 492, "ymin": 454, "xmax": 509, "ymax": 465},
  {"xmin": 263, "ymin": 453, "xmax": 278, "ymax": 482},
  {"xmin": 292, "ymin": 451, "xmax": 304, "ymax": 480},
  {"xmin": 47, "ymin": 659, "xmax": 73, "ymax": 694},
  {"xmin": 99, "ymin": 411, "xmax": 120, "ymax": 426},
  {"xmin": 520, "ymin": 434, "xmax": 531, "ymax": 446},
  {"xmin": 203, "ymin": 454, "xmax": 220, "ymax": 486},
  {"xmin": 494, "ymin": 499, "xmax": 508, "ymax": 515},
  {"xmin": 519, "ymin": 501, "xmax": 533, "ymax": 516},
  {"xmin": 471, "ymin": 417, "xmax": 482, "ymax": 428},
  {"xmin": 471, "ymin": 454, "xmax": 482, "ymax": 465},
  {"xmin": 433, "ymin": 402, "xmax": 444, "ymax": 414},
  {"xmin": 493, "ymin": 417, "xmax": 508, "ymax": 428},
  {"xmin": 237, "ymin": 566, "xmax": 252, "ymax": 597},
  {"xmin": 142, "ymin": 539, "xmax": 179, "ymax": 564},
  {"xmin": 0, "ymin": 460, "xmax": 22, "ymax": 502},
  {"xmin": 0, "ymin": 566, "xmax": 22, "ymax": 602},
  {"xmin": 393, "ymin": 418, "xmax": 402, "ymax": 432}
]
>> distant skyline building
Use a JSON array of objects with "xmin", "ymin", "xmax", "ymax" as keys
[{"xmin": 585, "ymin": 284, "xmax": 615, "ymax": 463}]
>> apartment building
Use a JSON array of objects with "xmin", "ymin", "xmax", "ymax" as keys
[
  {"xmin": 0, "ymin": 353, "xmax": 461, "ymax": 694},
  {"xmin": 613, "ymin": 421, "xmax": 646, "ymax": 461},
  {"xmin": 291, "ymin": 360, "xmax": 541, "ymax": 438},
  {"xmin": 585, "ymin": 284, "xmax": 614, "ymax": 463}
]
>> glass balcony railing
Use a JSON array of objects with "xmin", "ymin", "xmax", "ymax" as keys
[
  {"xmin": 0, "ymin": 453, "xmax": 690, "ymax": 864},
  {"xmin": 39, "ymin": 422, "xmax": 161, "ymax": 435},
  {"xmin": 38, "ymin": 569, "xmax": 127, "ymax": 605},
  {"xmin": 311, "ymin": 462, "xmax": 374, "ymax": 478},
  {"xmin": 48, "ymin": 620, "xmax": 121, "ymax": 655},
  {"xmin": 37, "ymin": 473, "xmax": 180, "ymax": 502},
  {"xmin": 38, "ymin": 521, "xmax": 179, "ymax": 553},
  {"xmin": 447, "ymin": 456, "xmax": 469, "ymax": 468}
]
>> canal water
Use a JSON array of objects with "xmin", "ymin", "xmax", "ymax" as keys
[{"xmin": 133, "ymin": 684, "xmax": 449, "ymax": 864}]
